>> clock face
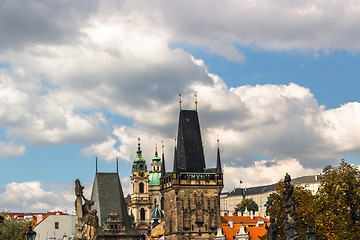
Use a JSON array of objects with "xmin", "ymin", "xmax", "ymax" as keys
[{"xmin": 139, "ymin": 171, "xmax": 144, "ymax": 177}]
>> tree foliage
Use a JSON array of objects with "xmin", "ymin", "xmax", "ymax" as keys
[
  {"xmin": 0, "ymin": 213, "xmax": 28, "ymax": 240},
  {"xmin": 266, "ymin": 180, "xmax": 315, "ymax": 240},
  {"xmin": 234, "ymin": 198, "xmax": 259, "ymax": 215},
  {"xmin": 266, "ymin": 160, "xmax": 360, "ymax": 240},
  {"xmin": 315, "ymin": 159, "xmax": 360, "ymax": 239}
]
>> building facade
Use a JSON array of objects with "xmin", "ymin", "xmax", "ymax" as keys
[
  {"xmin": 160, "ymin": 109, "xmax": 224, "ymax": 239},
  {"xmin": 34, "ymin": 214, "xmax": 76, "ymax": 240},
  {"xmin": 220, "ymin": 175, "xmax": 321, "ymax": 217}
]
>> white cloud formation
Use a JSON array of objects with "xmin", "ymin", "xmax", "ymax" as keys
[
  {"xmin": 223, "ymin": 158, "xmax": 321, "ymax": 191},
  {"xmin": 0, "ymin": 181, "xmax": 75, "ymax": 212},
  {"xmin": 0, "ymin": 141, "xmax": 26, "ymax": 159},
  {"xmin": 0, "ymin": 68, "xmax": 106, "ymax": 146}
]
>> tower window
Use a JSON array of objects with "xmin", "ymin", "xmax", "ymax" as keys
[
  {"xmin": 139, "ymin": 182, "xmax": 144, "ymax": 193},
  {"xmin": 55, "ymin": 222, "xmax": 59, "ymax": 229},
  {"xmin": 140, "ymin": 208, "xmax": 146, "ymax": 220},
  {"xmin": 161, "ymin": 197, "xmax": 164, "ymax": 210}
]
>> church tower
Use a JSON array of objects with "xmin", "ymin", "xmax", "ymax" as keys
[
  {"xmin": 160, "ymin": 109, "xmax": 224, "ymax": 239},
  {"xmin": 130, "ymin": 138, "xmax": 152, "ymax": 236},
  {"xmin": 149, "ymin": 143, "xmax": 163, "ymax": 210}
]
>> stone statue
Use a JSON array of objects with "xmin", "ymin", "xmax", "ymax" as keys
[
  {"xmin": 75, "ymin": 179, "xmax": 99, "ymax": 240},
  {"xmin": 266, "ymin": 217, "xmax": 278, "ymax": 240},
  {"xmin": 283, "ymin": 173, "xmax": 298, "ymax": 240}
]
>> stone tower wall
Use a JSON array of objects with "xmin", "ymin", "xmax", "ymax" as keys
[{"xmin": 161, "ymin": 173, "xmax": 223, "ymax": 240}]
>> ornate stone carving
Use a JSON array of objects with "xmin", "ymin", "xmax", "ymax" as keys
[
  {"xmin": 75, "ymin": 179, "xmax": 99, "ymax": 240},
  {"xmin": 283, "ymin": 173, "xmax": 298, "ymax": 240}
]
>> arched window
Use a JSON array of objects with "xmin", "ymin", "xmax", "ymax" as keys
[
  {"xmin": 139, "ymin": 182, "xmax": 144, "ymax": 193},
  {"xmin": 140, "ymin": 208, "xmax": 146, "ymax": 220}
]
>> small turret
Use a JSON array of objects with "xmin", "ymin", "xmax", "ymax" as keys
[
  {"xmin": 149, "ymin": 143, "xmax": 162, "ymax": 186},
  {"xmin": 151, "ymin": 203, "xmax": 164, "ymax": 229},
  {"xmin": 173, "ymin": 138, "xmax": 179, "ymax": 174}
]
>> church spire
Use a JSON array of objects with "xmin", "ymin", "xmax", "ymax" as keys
[
  {"xmin": 161, "ymin": 141, "xmax": 166, "ymax": 178},
  {"xmin": 173, "ymin": 138, "xmax": 179, "ymax": 174},
  {"xmin": 133, "ymin": 138, "xmax": 147, "ymax": 171},
  {"xmin": 216, "ymin": 137, "xmax": 222, "ymax": 174}
]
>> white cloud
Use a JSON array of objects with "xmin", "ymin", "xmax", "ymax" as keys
[
  {"xmin": 0, "ymin": 69, "xmax": 105, "ymax": 146},
  {"xmin": 223, "ymin": 158, "xmax": 321, "ymax": 191},
  {"xmin": 0, "ymin": 141, "xmax": 26, "ymax": 158},
  {"xmin": 0, "ymin": 181, "xmax": 75, "ymax": 212}
]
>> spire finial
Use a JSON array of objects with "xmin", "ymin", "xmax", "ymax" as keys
[
  {"xmin": 96, "ymin": 156, "xmax": 98, "ymax": 173},
  {"xmin": 137, "ymin": 137, "xmax": 141, "ymax": 150},
  {"xmin": 179, "ymin": 93, "xmax": 182, "ymax": 110},
  {"xmin": 155, "ymin": 143, "xmax": 158, "ymax": 157},
  {"xmin": 195, "ymin": 93, "xmax": 198, "ymax": 111},
  {"xmin": 161, "ymin": 140, "xmax": 166, "ymax": 178},
  {"xmin": 116, "ymin": 157, "xmax": 119, "ymax": 173},
  {"xmin": 216, "ymin": 137, "xmax": 222, "ymax": 174},
  {"xmin": 217, "ymin": 135, "xmax": 219, "ymax": 148}
]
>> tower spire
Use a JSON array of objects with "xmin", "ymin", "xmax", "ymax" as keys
[
  {"xmin": 173, "ymin": 138, "xmax": 179, "ymax": 174},
  {"xmin": 133, "ymin": 137, "xmax": 147, "ymax": 171},
  {"xmin": 161, "ymin": 141, "xmax": 166, "ymax": 178},
  {"xmin": 116, "ymin": 157, "xmax": 119, "ymax": 173},
  {"xmin": 195, "ymin": 93, "xmax": 198, "ymax": 111},
  {"xmin": 216, "ymin": 137, "xmax": 222, "ymax": 174}
]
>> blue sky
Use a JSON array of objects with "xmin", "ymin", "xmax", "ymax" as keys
[{"xmin": 1, "ymin": 0, "xmax": 360, "ymax": 212}]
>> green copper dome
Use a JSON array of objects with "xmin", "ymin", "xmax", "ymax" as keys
[
  {"xmin": 151, "ymin": 203, "xmax": 164, "ymax": 220},
  {"xmin": 149, "ymin": 172, "xmax": 161, "ymax": 186},
  {"xmin": 149, "ymin": 144, "xmax": 162, "ymax": 186},
  {"xmin": 132, "ymin": 139, "xmax": 147, "ymax": 171}
]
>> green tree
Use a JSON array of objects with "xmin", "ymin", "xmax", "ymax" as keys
[
  {"xmin": 0, "ymin": 213, "xmax": 28, "ymax": 240},
  {"xmin": 315, "ymin": 160, "xmax": 360, "ymax": 239},
  {"xmin": 264, "ymin": 195, "xmax": 273, "ymax": 216},
  {"xmin": 234, "ymin": 198, "xmax": 259, "ymax": 215},
  {"xmin": 266, "ymin": 180, "xmax": 316, "ymax": 240}
]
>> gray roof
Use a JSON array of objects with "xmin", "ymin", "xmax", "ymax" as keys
[
  {"xmin": 91, "ymin": 172, "xmax": 141, "ymax": 236},
  {"xmin": 224, "ymin": 175, "xmax": 320, "ymax": 196}
]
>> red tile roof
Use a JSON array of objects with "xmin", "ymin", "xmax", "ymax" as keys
[
  {"xmin": 221, "ymin": 216, "xmax": 269, "ymax": 240},
  {"xmin": 221, "ymin": 216, "xmax": 269, "ymax": 224}
]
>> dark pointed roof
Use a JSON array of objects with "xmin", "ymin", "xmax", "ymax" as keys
[
  {"xmin": 216, "ymin": 145, "xmax": 222, "ymax": 174},
  {"xmin": 161, "ymin": 148, "xmax": 166, "ymax": 178},
  {"xmin": 91, "ymin": 172, "xmax": 141, "ymax": 236},
  {"xmin": 173, "ymin": 146, "xmax": 179, "ymax": 173},
  {"xmin": 176, "ymin": 110, "xmax": 206, "ymax": 172}
]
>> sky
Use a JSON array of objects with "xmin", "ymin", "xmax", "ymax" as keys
[{"xmin": 1, "ymin": 0, "xmax": 360, "ymax": 213}]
